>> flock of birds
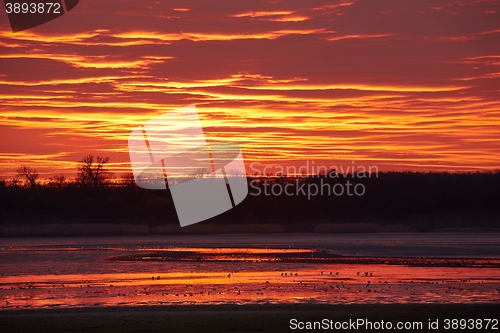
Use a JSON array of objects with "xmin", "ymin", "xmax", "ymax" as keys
[{"xmin": 1, "ymin": 268, "xmax": 496, "ymax": 308}]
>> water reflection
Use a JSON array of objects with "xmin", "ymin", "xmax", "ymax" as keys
[{"xmin": 1, "ymin": 244, "xmax": 499, "ymax": 309}]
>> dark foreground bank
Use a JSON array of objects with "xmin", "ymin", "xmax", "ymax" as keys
[{"xmin": 1, "ymin": 304, "xmax": 499, "ymax": 333}]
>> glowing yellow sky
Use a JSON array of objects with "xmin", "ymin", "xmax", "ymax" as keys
[{"xmin": 1, "ymin": 0, "xmax": 499, "ymax": 179}]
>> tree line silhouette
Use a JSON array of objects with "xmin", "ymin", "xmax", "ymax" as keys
[{"xmin": 1, "ymin": 155, "xmax": 499, "ymax": 233}]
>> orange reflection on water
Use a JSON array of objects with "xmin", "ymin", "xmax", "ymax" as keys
[
  {"xmin": 163, "ymin": 247, "xmax": 315, "ymax": 254},
  {"xmin": 1, "ymin": 263, "xmax": 499, "ymax": 309}
]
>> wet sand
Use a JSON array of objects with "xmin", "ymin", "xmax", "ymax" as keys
[{"xmin": 1, "ymin": 304, "xmax": 499, "ymax": 333}]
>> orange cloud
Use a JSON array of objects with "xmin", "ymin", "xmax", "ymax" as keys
[{"xmin": 0, "ymin": 0, "xmax": 499, "ymax": 178}]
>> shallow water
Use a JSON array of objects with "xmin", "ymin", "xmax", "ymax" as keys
[{"xmin": 0, "ymin": 234, "xmax": 499, "ymax": 309}]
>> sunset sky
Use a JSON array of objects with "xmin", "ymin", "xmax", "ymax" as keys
[{"xmin": 1, "ymin": 0, "xmax": 499, "ymax": 179}]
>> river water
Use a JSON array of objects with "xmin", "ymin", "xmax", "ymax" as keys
[{"xmin": 0, "ymin": 234, "xmax": 499, "ymax": 309}]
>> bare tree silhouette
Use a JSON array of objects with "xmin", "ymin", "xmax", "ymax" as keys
[
  {"xmin": 76, "ymin": 155, "xmax": 112, "ymax": 187},
  {"xmin": 48, "ymin": 175, "xmax": 67, "ymax": 188},
  {"xmin": 192, "ymin": 168, "xmax": 210, "ymax": 179},
  {"xmin": 16, "ymin": 166, "xmax": 39, "ymax": 188}
]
